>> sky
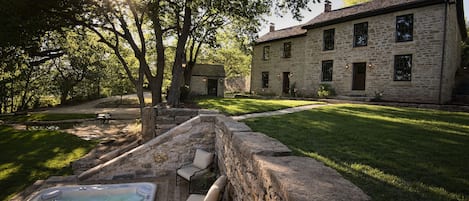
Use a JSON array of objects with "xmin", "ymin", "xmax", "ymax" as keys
[{"xmin": 258, "ymin": 0, "xmax": 469, "ymax": 36}]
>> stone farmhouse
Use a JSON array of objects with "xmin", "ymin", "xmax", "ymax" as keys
[{"xmin": 251, "ymin": 0, "xmax": 467, "ymax": 104}]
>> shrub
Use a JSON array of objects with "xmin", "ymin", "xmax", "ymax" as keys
[{"xmin": 317, "ymin": 84, "xmax": 336, "ymax": 98}]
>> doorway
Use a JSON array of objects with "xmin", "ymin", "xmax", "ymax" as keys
[
  {"xmin": 283, "ymin": 72, "xmax": 290, "ymax": 94},
  {"xmin": 352, "ymin": 63, "xmax": 366, "ymax": 90},
  {"xmin": 207, "ymin": 79, "xmax": 218, "ymax": 96}
]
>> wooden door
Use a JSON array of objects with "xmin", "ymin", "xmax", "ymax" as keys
[
  {"xmin": 207, "ymin": 79, "xmax": 218, "ymax": 96},
  {"xmin": 352, "ymin": 63, "xmax": 366, "ymax": 90},
  {"xmin": 283, "ymin": 72, "xmax": 290, "ymax": 94}
]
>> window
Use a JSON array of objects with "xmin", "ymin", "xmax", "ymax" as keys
[
  {"xmin": 323, "ymin": 29, "xmax": 335, "ymax": 51},
  {"xmin": 321, "ymin": 60, "xmax": 333, "ymax": 81},
  {"xmin": 283, "ymin": 42, "xmax": 291, "ymax": 58},
  {"xmin": 394, "ymin": 55, "xmax": 412, "ymax": 81},
  {"xmin": 262, "ymin": 72, "xmax": 269, "ymax": 88},
  {"xmin": 353, "ymin": 22, "xmax": 368, "ymax": 47},
  {"xmin": 396, "ymin": 14, "xmax": 413, "ymax": 42},
  {"xmin": 263, "ymin": 46, "xmax": 270, "ymax": 60}
]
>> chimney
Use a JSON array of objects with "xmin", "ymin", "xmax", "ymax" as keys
[
  {"xmin": 324, "ymin": 0, "xmax": 332, "ymax": 12},
  {"xmin": 269, "ymin": 23, "xmax": 275, "ymax": 32}
]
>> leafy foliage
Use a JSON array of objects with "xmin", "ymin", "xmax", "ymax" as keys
[
  {"xmin": 317, "ymin": 84, "xmax": 336, "ymax": 98},
  {"xmin": 343, "ymin": 0, "xmax": 371, "ymax": 7}
]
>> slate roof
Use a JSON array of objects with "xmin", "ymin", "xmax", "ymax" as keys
[
  {"xmin": 192, "ymin": 64, "xmax": 225, "ymax": 77},
  {"xmin": 255, "ymin": 0, "xmax": 466, "ymax": 44},
  {"xmin": 255, "ymin": 25, "xmax": 307, "ymax": 44},
  {"xmin": 302, "ymin": 0, "xmax": 444, "ymax": 29}
]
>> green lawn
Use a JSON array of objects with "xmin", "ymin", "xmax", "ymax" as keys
[
  {"xmin": 195, "ymin": 97, "xmax": 323, "ymax": 115},
  {"xmin": 243, "ymin": 104, "xmax": 469, "ymax": 201},
  {"xmin": 0, "ymin": 113, "xmax": 95, "ymax": 123},
  {"xmin": 0, "ymin": 126, "xmax": 96, "ymax": 201}
]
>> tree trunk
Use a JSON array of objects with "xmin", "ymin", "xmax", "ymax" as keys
[
  {"xmin": 181, "ymin": 61, "xmax": 195, "ymax": 101},
  {"xmin": 167, "ymin": 1, "xmax": 192, "ymax": 107}
]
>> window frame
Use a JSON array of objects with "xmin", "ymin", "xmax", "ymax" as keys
[
  {"xmin": 261, "ymin": 72, "xmax": 269, "ymax": 88},
  {"xmin": 283, "ymin": 42, "xmax": 292, "ymax": 58},
  {"xmin": 321, "ymin": 60, "xmax": 333, "ymax": 82},
  {"xmin": 396, "ymin": 14, "xmax": 413, "ymax": 42},
  {"xmin": 323, "ymin": 29, "xmax": 335, "ymax": 51},
  {"xmin": 263, "ymin": 46, "xmax": 270, "ymax": 60},
  {"xmin": 353, "ymin": 22, "xmax": 368, "ymax": 47},
  {"xmin": 394, "ymin": 54, "xmax": 412, "ymax": 81}
]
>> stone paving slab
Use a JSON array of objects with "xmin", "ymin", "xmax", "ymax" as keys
[{"xmin": 232, "ymin": 104, "xmax": 329, "ymax": 120}]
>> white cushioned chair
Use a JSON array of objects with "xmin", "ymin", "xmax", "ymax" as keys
[
  {"xmin": 186, "ymin": 175, "xmax": 227, "ymax": 201},
  {"xmin": 177, "ymin": 149, "xmax": 214, "ymax": 193}
]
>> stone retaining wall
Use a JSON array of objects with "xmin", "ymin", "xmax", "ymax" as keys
[
  {"xmin": 142, "ymin": 106, "xmax": 218, "ymax": 142},
  {"xmin": 214, "ymin": 116, "xmax": 369, "ymax": 201},
  {"xmin": 78, "ymin": 115, "xmax": 216, "ymax": 181},
  {"xmin": 79, "ymin": 109, "xmax": 369, "ymax": 200}
]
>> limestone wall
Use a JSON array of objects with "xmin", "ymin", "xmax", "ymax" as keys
[
  {"xmin": 79, "ymin": 111, "xmax": 369, "ymax": 200},
  {"xmin": 214, "ymin": 116, "xmax": 369, "ymax": 201},
  {"xmin": 142, "ymin": 106, "xmax": 218, "ymax": 140},
  {"xmin": 78, "ymin": 115, "xmax": 216, "ymax": 181},
  {"xmin": 251, "ymin": 3, "xmax": 462, "ymax": 103}
]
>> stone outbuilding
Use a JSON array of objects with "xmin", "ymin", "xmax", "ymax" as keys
[
  {"xmin": 190, "ymin": 64, "xmax": 225, "ymax": 97},
  {"xmin": 251, "ymin": 0, "xmax": 467, "ymax": 104}
]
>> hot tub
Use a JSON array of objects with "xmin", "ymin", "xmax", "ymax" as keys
[{"xmin": 28, "ymin": 182, "xmax": 156, "ymax": 201}]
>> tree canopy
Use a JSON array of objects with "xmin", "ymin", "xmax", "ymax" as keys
[
  {"xmin": 0, "ymin": 0, "xmax": 320, "ymax": 114},
  {"xmin": 343, "ymin": 0, "xmax": 370, "ymax": 7}
]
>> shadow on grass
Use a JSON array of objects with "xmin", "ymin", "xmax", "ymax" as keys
[
  {"xmin": 0, "ymin": 126, "xmax": 96, "ymax": 200},
  {"xmin": 243, "ymin": 104, "xmax": 469, "ymax": 201},
  {"xmin": 195, "ymin": 97, "xmax": 321, "ymax": 115}
]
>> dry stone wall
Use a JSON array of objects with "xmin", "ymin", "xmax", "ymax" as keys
[
  {"xmin": 142, "ymin": 106, "xmax": 218, "ymax": 141},
  {"xmin": 80, "ymin": 109, "xmax": 369, "ymax": 200},
  {"xmin": 78, "ymin": 115, "xmax": 216, "ymax": 181},
  {"xmin": 214, "ymin": 116, "xmax": 369, "ymax": 201}
]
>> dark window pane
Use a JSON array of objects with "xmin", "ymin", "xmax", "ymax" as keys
[
  {"xmin": 354, "ymin": 22, "xmax": 368, "ymax": 47},
  {"xmin": 322, "ymin": 60, "xmax": 333, "ymax": 81},
  {"xmin": 262, "ymin": 72, "xmax": 269, "ymax": 88},
  {"xmin": 396, "ymin": 14, "xmax": 413, "ymax": 42},
  {"xmin": 283, "ymin": 42, "xmax": 291, "ymax": 58},
  {"xmin": 394, "ymin": 55, "xmax": 412, "ymax": 81},
  {"xmin": 263, "ymin": 46, "xmax": 270, "ymax": 60},
  {"xmin": 323, "ymin": 29, "xmax": 335, "ymax": 51}
]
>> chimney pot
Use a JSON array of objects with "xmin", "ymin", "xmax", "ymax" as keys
[
  {"xmin": 269, "ymin": 23, "xmax": 275, "ymax": 32},
  {"xmin": 325, "ymin": 0, "xmax": 332, "ymax": 12}
]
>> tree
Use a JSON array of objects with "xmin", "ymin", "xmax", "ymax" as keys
[
  {"xmin": 2, "ymin": 0, "xmax": 319, "ymax": 114},
  {"xmin": 46, "ymin": 30, "xmax": 108, "ymax": 104},
  {"xmin": 165, "ymin": 0, "xmax": 318, "ymax": 106},
  {"xmin": 343, "ymin": 0, "xmax": 370, "ymax": 7}
]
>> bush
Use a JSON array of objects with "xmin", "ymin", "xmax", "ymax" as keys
[{"xmin": 317, "ymin": 84, "xmax": 335, "ymax": 98}]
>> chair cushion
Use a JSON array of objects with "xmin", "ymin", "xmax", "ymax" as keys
[
  {"xmin": 193, "ymin": 149, "xmax": 214, "ymax": 169},
  {"xmin": 177, "ymin": 165, "xmax": 201, "ymax": 180},
  {"xmin": 204, "ymin": 175, "xmax": 227, "ymax": 201},
  {"xmin": 186, "ymin": 194, "xmax": 205, "ymax": 201}
]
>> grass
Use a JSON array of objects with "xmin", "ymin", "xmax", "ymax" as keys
[
  {"xmin": 0, "ymin": 113, "xmax": 95, "ymax": 123},
  {"xmin": 195, "ymin": 97, "xmax": 323, "ymax": 115},
  {"xmin": 0, "ymin": 125, "xmax": 96, "ymax": 201},
  {"xmin": 243, "ymin": 104, "xmax": 469, "ymax": 201}
]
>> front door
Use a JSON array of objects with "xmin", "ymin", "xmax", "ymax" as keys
[
  {"xmin": 352, "ymin": 63, "xmax": 366, "ymax": 90},
  {"xmin": 283, "ymin": 72, "xmax": 290, "ymax": 94},
  {"xmin": 207, "ymin": 79, "xmax": 218, "ymax": 96}
]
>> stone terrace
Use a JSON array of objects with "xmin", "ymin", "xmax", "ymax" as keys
[{"xmin": 14, "ymin": 107, "xmax": 370, "ymax": 201}]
